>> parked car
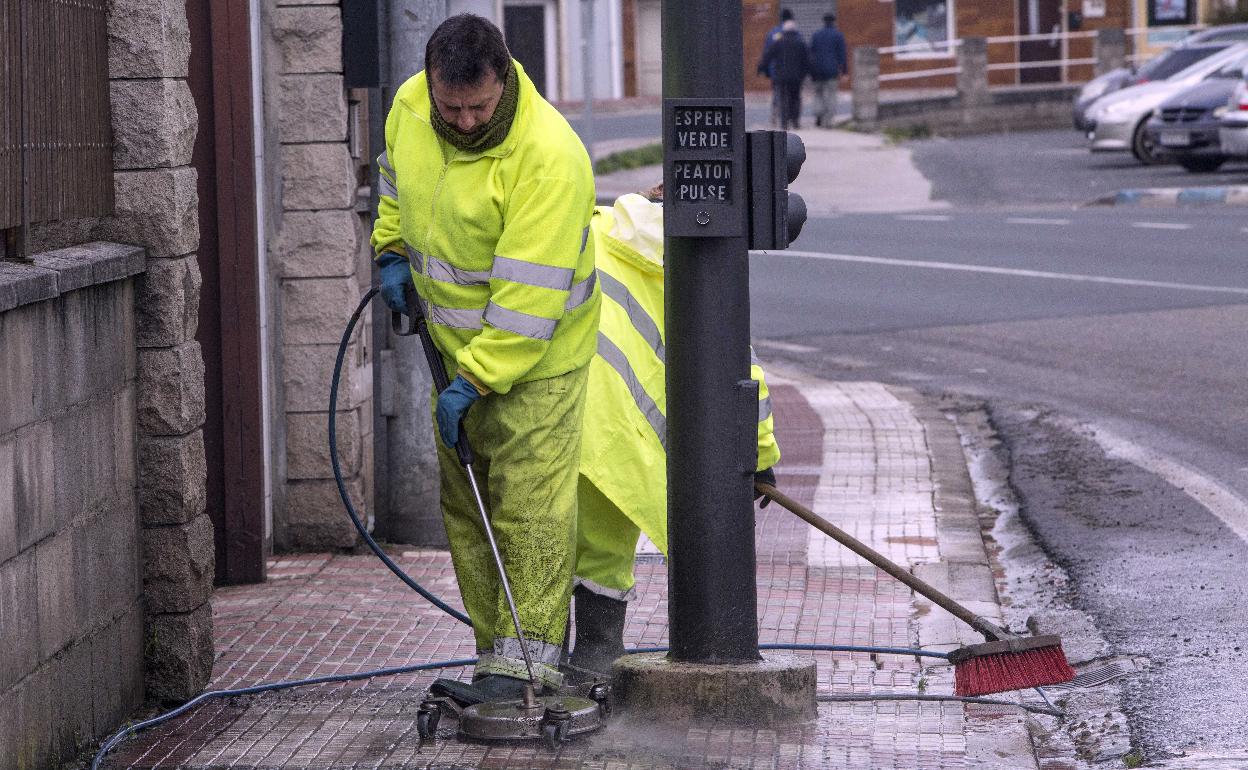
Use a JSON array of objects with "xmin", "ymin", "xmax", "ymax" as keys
[
  {"xmin": 1219, "ymin": 77, "xmax": 1248, "ymax": 158},
  {"xmin": 1072, "ymin": 24, "xmax": 1248, "ymax": 131},
  {"xmin": 1142, "ymin": 57, "xmax": 1248, "ymax": 172},
  {"xmin": 1086, "ymin": 43, "xmax": 1248, "ymax": 163}
]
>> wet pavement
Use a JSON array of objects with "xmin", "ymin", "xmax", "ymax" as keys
[{"xmin": 100, "ymin": 376, "xmax": 1043, "ymax": 769}]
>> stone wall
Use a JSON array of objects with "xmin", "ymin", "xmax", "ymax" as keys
[
  {"xmin": 0, "ymin": 245, "xmax": 146, "ymax": 768},
  {"xmin": 23, "ymin": 0, "xmax": 213, "ymax": 708},
  {"xmin": 271, "ymin": 0, "xmax": 375, "ymax": 551}
]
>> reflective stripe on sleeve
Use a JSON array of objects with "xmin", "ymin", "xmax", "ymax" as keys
[
  {"xmin": 429, "ymin": 304, "xmax": 484, "ymax": 330},
  {"xmin": 599, "ymin": 268, "xmax": 664, "ymax": 364},
  {"xmin": 377, "ymin": 151, "xmax": 394, "ymax": 177},
  {"xmin": 565, "ymin": 270, "xmax": 597, "ymax": 311},
  {"xmin": 597, "ymin": 332, "xmax": 666, "ymax": 449},
  {"xmin": 491, "ymin": 255, "xmax": 575, "ymax": 291},
  {"xmin": 378, "ymin": 173, "xmax": 398, "ymax": 199},
  {"xmin": 484, "ymin": 302, "xmax": 558, "ymax": 340},
  {"xmin": 758, "ymin": 395, "xmax": 773, "ymax": 423},
  {"xmin": 580, "ymin": 226, "xmax": 590, "ymax": 253}
]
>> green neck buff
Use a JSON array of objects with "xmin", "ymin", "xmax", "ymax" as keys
[{"xmin": 429, "ymin": 64, "xmax": 519, "ymax": 154}]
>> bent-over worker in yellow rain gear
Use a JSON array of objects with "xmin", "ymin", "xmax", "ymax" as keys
[
  {"xmin": 371, "ymin": 14, "xmax": 600, "ymax": 697},
  {"xmin": 564, "ymin": 189, "xmax": 781, "ymax": 683}
]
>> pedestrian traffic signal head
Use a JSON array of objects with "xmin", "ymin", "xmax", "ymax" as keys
[{"xmin": 745, "ymin": 130, "xmax": 807, "ymax": 250}]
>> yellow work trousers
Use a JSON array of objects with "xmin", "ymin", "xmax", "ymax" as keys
[
  {"xmin": 437, "ymin": 365, "xmax": 588, "ymax": 689},
  {"xmin": 574, "ymin": 476, "xmax": 642, "ymax": 602}
]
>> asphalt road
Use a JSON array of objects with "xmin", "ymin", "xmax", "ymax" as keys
[
  {"xmin": 751, "ymin": 203, "xmax": 1248, "ymax": 760},
  {"xmin": 909, "ymin": 129, "xmax": 1248, "ymax": 207}
]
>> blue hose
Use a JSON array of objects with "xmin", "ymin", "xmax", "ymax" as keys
[{"xmin": 90, "ymin": 658, "xmax": 478, "ymax": 769}]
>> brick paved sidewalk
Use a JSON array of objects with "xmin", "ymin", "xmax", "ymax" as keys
[{"xmin": 102, "ymin": 376, "xmax": 1040, "ymax": 769}]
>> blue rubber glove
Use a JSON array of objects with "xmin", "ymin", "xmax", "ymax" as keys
[
  {"xmin": 436, "ymin": 375, "xmax": 482, "ymax": 449},
  {"xmin": 377, "ymin": 251, "xmax": 413, "ymax": 314}
]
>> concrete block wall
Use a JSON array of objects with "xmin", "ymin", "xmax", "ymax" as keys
[
  {"xmin": 0, "ymin": 245, "xmax": 146, "ymax": 769},
  {"xmin": 271, "ymin": 0, "xmax": 374, "ymax": 551}
]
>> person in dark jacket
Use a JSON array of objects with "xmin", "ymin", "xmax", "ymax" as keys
[
  {"xmin": 810, "ymin": 13, "xmax": 848, "ymax": 128},
  {"xmin": 759, "ymin": 20, "xmax": 811, "ymax": 130},
  {"xmin": 760, "ymin": 8, "xmax": 796, "ymax": 126}
]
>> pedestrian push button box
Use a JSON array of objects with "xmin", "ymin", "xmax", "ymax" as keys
[{"xmin": 662, "ymin": 98, "xmax": 747, "ymax": 238}]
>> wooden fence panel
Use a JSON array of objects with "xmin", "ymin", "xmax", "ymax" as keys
[{"xmin": 1, "ymin": 0, "xmax": 112, "ymax": 241}]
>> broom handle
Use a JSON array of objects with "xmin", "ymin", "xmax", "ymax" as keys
[{"xmin": 756, "ymin": 483, "xmax": 1010, "ymax": 642}]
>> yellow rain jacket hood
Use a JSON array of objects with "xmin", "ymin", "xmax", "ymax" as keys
[{"xmin": 371, "ymin": 61, "xmax": 600, "ymax": 394}]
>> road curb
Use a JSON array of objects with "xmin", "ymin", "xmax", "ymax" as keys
[{"xmin": 1093, "ymin": 185, "xmax": 1248, "ymax": 207}]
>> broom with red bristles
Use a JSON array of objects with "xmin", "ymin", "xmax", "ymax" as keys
[{"xmin": 756, "ymin": 483, "xmax": 1076, "ymax": 696}]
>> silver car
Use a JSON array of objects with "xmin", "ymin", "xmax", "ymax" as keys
[
  {"xmin": 1219, "ymin": 77, "xmax": 1248, "ymax": 158},
  {"xmin": 1087, "ymin": 43, "xmax": 1248, "ymax": 163}
]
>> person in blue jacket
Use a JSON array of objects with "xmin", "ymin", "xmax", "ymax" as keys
[
  {"xmin": 758, "ymin": 19, "xmax": 810, "ymax": 130},
  {"xmin": 760, "ymin": 8, "xmax": 796, "ymax": 127},
  {"xmin": 810, "ymin": 13, "xmax": 848, "ymax": 128}
]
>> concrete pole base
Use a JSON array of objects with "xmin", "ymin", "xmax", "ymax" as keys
[{"xmin": 612, "ymin": 652, "xmax": 817, "ymax": 726}]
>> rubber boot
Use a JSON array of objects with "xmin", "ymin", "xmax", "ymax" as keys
[{"xmin": 565, "ymin": 585, "xmax": 627, "ymax": 684}]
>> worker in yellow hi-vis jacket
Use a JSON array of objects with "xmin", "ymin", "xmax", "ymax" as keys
[
  {"xmin": 371, "ymin": 14, "xmax": 600, "ymax": 698},
  {"xmin": 564, "ymin": 190, "xmax": 781, "ymax": 683}
]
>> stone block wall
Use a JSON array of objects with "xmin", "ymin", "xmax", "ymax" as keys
[
  {"xmin": 104, "ymin": 0, "xmax": 214, "ymax": 703},
  {"xmin": 0, "ymin": 245, "xmax": 146, "ymax": 768},
  {"xmin": 271, "ymin": 0, "xmax": 374, "ymax": 551},
  {"xmin": 23, "ymin": 0, "xmax": 214, "ymax": 708}
]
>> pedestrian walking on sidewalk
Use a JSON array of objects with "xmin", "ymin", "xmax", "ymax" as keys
[
  {"xmin": 760, "ymin": 8, "xmax": 797, "ymax": 127},
  {"xmin": 759, "ymin": 19, "xmax": 811, "ymax": 130},
  {"xmin": 810, "ymin": 13, "xmax": 849, "ymax": 128},
  {"xmin": 565, "ymin": 188, "xmax": 781, "ymax": 683},
  {"xmin": 371, "ymin": 13, "xmax": 600, "ymax": 699}
]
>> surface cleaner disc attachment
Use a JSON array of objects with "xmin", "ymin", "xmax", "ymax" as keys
[{"xmin": 458, "ymin": 694, "xmax": 606, "ymax": 748}]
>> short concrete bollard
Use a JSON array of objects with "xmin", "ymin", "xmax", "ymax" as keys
[{"xmin": 612, "ymin": 652, "xmax": 817, "ymax": 726}]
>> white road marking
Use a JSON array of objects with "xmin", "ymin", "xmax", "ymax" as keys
[
  {"xmin": 1006, "ymin": 217, "xmax": 1072, "ymax": 226},
  {"xmin": 896, "ymin": 214, "xmax": 952, "ymax": 222},
  {"xmin": 758, "ymin": 250, "xmax": 1248, "ymax": 296},
  {"xmin": 1082, "ymin": 422, "xmax": 1248, "ymax": 546},
  {"xmin": 756, "ymin": 339, "xmax": 819, "ymax": 354},
  {"xmin": 1131, "ymin": 221, "xmax": 1192, "ymax": 231}
]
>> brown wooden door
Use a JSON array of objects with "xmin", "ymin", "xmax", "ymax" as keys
[
  {"xmin": 187, "ymin": 0, "xmax": 266, "ymax": 585},
  {"xmin": 1018, "ymin": 0, "xmax": 1063, "ymax": 83}
]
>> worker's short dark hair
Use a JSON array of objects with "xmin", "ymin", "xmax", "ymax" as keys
[
  {"xmin": 425, "ymin": 14, "xmax": 511, "ymax": 87},
  {"xmin": 824, "ymin": 13, "xmax": 836, "ymax": 25},
  {"xmin": 780, "ymin": 8, "xmax": 795, "ymax": 21}
]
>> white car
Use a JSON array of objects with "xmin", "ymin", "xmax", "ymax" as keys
[
  {"xmin": 1087, "ymin": 43, "xmax": 1248, "ymax": 163},
  {"xmin": 1219, "ymin": 77, "xmax": 1248, "ymax": 158}
]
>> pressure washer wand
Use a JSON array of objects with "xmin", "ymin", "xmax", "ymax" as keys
[{"xmin": 393, "ymin": 287, "xmax": 540, "ymax": 701}]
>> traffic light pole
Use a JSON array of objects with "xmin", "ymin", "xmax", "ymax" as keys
[{"xmin": 663, "ymin": 0, "xmax": 760, "ymax": 664}]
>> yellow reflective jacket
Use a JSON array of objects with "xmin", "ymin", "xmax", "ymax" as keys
[
  {"xmin": 371, "ymin": 61, "xmax": 600, "ymax": 394},
  {"xmin": 580, "ymin": 194, "xmax": 781, "ymax": 554}
]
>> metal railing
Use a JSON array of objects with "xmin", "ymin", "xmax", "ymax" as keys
[
  {"xmin": 1, "ymin": 0, "xmax": 113, "ymax": 260},
  {"xmin": 874, "ymin": 24, "xmax": 1206, "ymax": 86}
]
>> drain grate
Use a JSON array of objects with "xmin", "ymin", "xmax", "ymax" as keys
[{"xmin": 1048, "ymin": 658, "xmax": 1146, "ymax": 690}]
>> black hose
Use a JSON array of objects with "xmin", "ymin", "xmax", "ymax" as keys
[{"xmin": 331, "ymin": 288, "xmax": 472, "ymax": 627}]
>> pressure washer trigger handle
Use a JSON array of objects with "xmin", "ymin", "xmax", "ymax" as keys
[{"xmin": 391, "ymin": 284, "xmax": 419, "ymax": 336}]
